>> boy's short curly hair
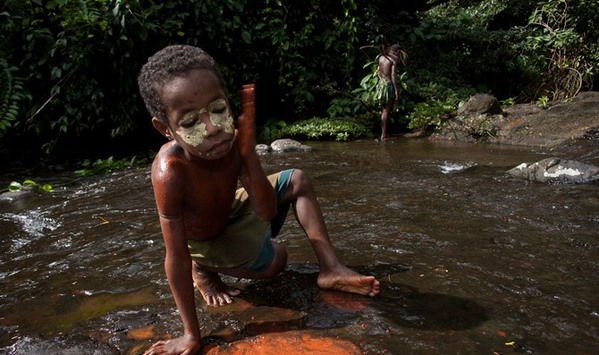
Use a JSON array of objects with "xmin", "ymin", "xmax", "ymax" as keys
[{"xmin": 137, "ymin": 45, "xmax": 226, "ymax": 122}]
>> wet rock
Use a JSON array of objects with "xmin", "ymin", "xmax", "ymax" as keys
[
  {"xmin": 2, "ymin": 334, "xmax": 119, "ymax": 355},
  {"xmin": 205, "ymin": 297, "xmax": 307, "ymax": 339},
  {"xmin": 270, "ymin": 139, "xmax": 312, "ymax": 153},
  {"xmin": 126, "ymin": 324, "xmax": 155, "ymax": 340},
  {"xmin": 203, "ymin": 330, "xmax": 362, "ymax": 355},
  {"xmin": 507, "ymin": 157, "xmax": 599, "ymax": 183},
  {"xmin": 433, "ymin": 91, "xmax": 599, "ymax": 148},
  {"xmin": 434, "ymin": 94, "xmax": 506, "ymax": 142},
  {"xmin": 457, "ymin": 93, "xmax": 503, "ymax": 116},
  {"xmin": 255, "ymin": 144, "xmax": 270, "ymax": 155},
  {"xmin": 0, "ymin": 185, "xmax": 36, "ymax": 203}
]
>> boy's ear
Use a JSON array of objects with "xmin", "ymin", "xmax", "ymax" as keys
[{"xmin": 152, "ymin": 117, "xmax": 173, "ymax": 140}]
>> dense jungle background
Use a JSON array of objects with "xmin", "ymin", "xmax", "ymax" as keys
[{"xmin": 1, "ymin": 0, "xmax": 598, "ymax": 167}]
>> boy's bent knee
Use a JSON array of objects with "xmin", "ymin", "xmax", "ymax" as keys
[
  {"xmin": 290, "ymin": 169, "xmax": 314, "ymax": 191},
  {"xmin": 262, "ymin": 242, "xmax": 287, "ymax": 278}
]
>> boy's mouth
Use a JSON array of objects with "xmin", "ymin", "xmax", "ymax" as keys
[{"xmin": 207, "ymin": 139, "xmax": 232, "ymax": 154}]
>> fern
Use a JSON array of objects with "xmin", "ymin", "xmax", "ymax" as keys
[{"xmin": 0, "ymin": 63, "xmax": 20, "ymax": 137}]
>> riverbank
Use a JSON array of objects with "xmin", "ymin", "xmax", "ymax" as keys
[{"xmin": 424, "ymin": 91, "xmax": 599, "ymax": 165}]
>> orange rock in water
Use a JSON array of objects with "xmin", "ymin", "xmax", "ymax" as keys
[
  {"xmin": 204, "ymin": 330, "xmax": 361, "ymax": 355},
  {"xmin": 127, "ymin": 325, "xmax": 155, "ymax": 340},
  {"xmin": 318, "ymin": 290, "xmax": 369, "ymax": 311}
]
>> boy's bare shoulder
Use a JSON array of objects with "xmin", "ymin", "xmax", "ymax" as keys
[{"xmin": 151, "ymin": 142, "xmax": 189, "ymax": 182}]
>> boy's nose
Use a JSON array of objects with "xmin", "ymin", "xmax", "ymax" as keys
[{"xmin": 204, "ymin": 117, "xmax": 221, "ymax": 136}]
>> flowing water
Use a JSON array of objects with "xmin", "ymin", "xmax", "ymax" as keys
[{"xmin": 0, "ymin": 139, "xmax": 597, "ymax": 354}]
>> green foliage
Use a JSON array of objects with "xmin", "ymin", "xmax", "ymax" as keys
[
  {"xmin": 8, "ymin": 179, "xmax": 53, "ymax": 192},
  {"xmin": 536, "ymin": 95, "xmax": 550, "ymax": 109},
  {"xmin": 1, "ymin": 0, "xmax": 598, "ymax": 161},
  {"xmin": 273, "ymin": 117, "xmax": 372, "ymax": 142},
  {"xmin": 2, "ymin": 0, "xmax": 168, "ymax": 153},
  {"xmin": 0, "ymin": 61, "xmax": 23, "ymax": 136},
  {"xmin": 1, "ymin": 0, "xmax": 367, "ymax": 157},
  {"xmin": 74, "ymin": 155, "xmax": 146, "ymax": 177},
  {"xmin": 517, "ymin": 0, "xmax": 598, "ymax": 100},
  {"xmin": 246, "ymin": 0, "xmax": 361, "ymax": 118},
  {"xmin": 260, "ymin": 119, "xmax": 288, "ymax": 142},
  {"xmin": 500, "ymin": 97, "xmax": 516, "ymax": 108},
  {"xmin": 407, "ymin": 98, "xmax": 457, "ymax": 131},
  {"xmin": 405, "ymin": 0, "xmax": 521, "ymax": 100}
]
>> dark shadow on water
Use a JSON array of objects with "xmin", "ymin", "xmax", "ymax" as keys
[
  {"xmin": 227, "ymin": 263, "xmax": 489, "ymax": 337},
  {"xmin": 376, "ymin": 283, "xmax": 490, "ymax": 331}
]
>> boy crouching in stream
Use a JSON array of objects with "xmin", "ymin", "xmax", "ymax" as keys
[{"xmin": 137, "ymin": 44, "xmax": 380, "ymax": 354}]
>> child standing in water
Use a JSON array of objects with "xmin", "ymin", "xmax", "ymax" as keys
[
  {"xmin": 137, "ymin": 45, "xmax": 380, "ymax": 354},
  {"xmin": 377, "ymin": 44, "xmax": 401, "ymax": 141}
]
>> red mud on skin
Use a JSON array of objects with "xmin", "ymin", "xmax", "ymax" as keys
[{"xmin": 203, "ymin": 330, "xmax": 362, "ymax": 355}]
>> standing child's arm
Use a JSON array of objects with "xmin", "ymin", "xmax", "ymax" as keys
[
  {"xmin": 391, "ymin": 60, "xmax": 399, "ymax": 101},
  {"xmin": 236, "ymin": 84, "xmax": 277, "ymax": 221}
]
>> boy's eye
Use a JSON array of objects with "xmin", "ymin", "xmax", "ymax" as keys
[
  {"xmin": 179, "ymin": 111, "xmax": 201, "ymax": 128},
  {"xmin": 208, "ymin": 99, "xmax": 227, "ymax": 114}
]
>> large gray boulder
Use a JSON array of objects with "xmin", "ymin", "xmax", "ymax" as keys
[
  {"xmin": 457, "ymin": 93, "xmax": 503, "ymax": 116},
  {"xmin": 270, "ymin": 139, "xmax": 312, "ymax": 153},
  {"xmin": 507, "ymin": 157, "xmax": 599, "ymax": 183},
  {"xmin": 433, "ymin": 93, "xmax": 506, "ymax": 142}
]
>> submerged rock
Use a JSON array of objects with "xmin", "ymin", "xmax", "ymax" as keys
[
  {"xmin": 203, "ymin": 330, "xmax": 361, "ymax": 355},
  {"xmin": 507, "ymin": 157, "xmax": 599, "ymax": 183},
  {"xmin": 270, "ymin": 139, "xmax": 312, "ymax": 153}
]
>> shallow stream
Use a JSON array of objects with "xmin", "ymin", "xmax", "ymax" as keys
[{"xmin": 1, "ymin": 139, "xmax": 597, "ymax": 354}]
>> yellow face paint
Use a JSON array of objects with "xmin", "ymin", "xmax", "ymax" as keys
[
  {"xmin": 174, "ymin": 99, "xmax": 233, "ymax": 148},
  {"xmin": 208, "ymin": 99, "xmax": 234, "ymax": 134},
  {"xmin": 176, "ymin": 110, "xmax": 208, "ymax": 147}
]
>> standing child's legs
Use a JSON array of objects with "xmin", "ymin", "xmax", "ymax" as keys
[
  {"xmin": 282, "ymin": 169, "xmax": 380, "ymax": 297},
  {"xmin": 380, "ymin": 104, "xmax": 390, "ymax": 141}
]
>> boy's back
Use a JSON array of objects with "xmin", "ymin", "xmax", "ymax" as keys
[{"xmin": 378, "ymin": 53, "xmax": 396, "ymax": 81}]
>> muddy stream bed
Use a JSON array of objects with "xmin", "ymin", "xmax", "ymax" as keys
[{"xmin": 0, "ymin": 139, "xmax": 597, "ymax": 354}]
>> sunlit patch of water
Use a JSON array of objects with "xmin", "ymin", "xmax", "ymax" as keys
[
  {"xmin": 3, "ymin": 210, "xmax": 59, "ymax": 240},
  {"xmin": 439, "ymin": 160, "xmax": 477, "ymax": 174}
]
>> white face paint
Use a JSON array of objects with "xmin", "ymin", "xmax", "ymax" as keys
[
  {"xmin": 175, "ymin": 99, "xmax": 233, "ymax": 148},
  {"xmin": 208, "ymin": 99, "xmax": 234, "ymax": 134}
]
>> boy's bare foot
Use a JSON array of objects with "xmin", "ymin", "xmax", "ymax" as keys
[
  {"xmin": 317, "ymin": 266, "xmax": 380, "ymax": 297},
  {"xmin": 193, "ymin": 268, "xmax": 240, "ymax": 306}
]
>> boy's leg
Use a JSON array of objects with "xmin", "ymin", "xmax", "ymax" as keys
[
  {"xmin": 192, "ymin": 170, "xmax": 292, "ymax": 306},
  {"xmin": 192, "ymin": 241, "xmax": 287, "ymax": 306},
  {"xmin": 282, "ymin": 169, "xmax": 380, "ymax": 297},
  {"xmin": 192, "ymin": 169, "xmax": 380, "ymax": 306},
  {"xmin": 191, "ymin": 266, "xmax": 240, "ymax": 307},
  {"xmin": 380, "ymin": 109, "xmax": 388, "ymax": 140}
]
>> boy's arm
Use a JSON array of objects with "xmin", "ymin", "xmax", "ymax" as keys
[
  {"xmin": 160, "ymin": 216, "xmax": 201, "ymax": 344},
  {"xmin": 391, "ymin": 61, "xmax": 399, "ymax": 100},
  {"xmin": 236, "ymin": 84, "xmax": 277, "ymax": 221},
  {"xmin": 150, "ymin": 161, "xmax": 202, "ymax": 353}
]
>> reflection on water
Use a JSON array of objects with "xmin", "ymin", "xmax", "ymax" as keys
[{"xmin": 1, "ymin": 139, "xmax": 597, "ymax": 354}]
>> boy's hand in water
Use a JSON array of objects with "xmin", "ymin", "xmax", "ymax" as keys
[
  {"xmin": 143, "ymin": 334, "xmax": 201, "ymax": 355},
  {"xmin": 236, "ymin": 84, "xmax": 256, "ymax": 158}
]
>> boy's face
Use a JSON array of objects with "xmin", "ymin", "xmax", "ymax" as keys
[{"xmin": 158, "ymin": 69, "xmax": 235, "ymax": 160}]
